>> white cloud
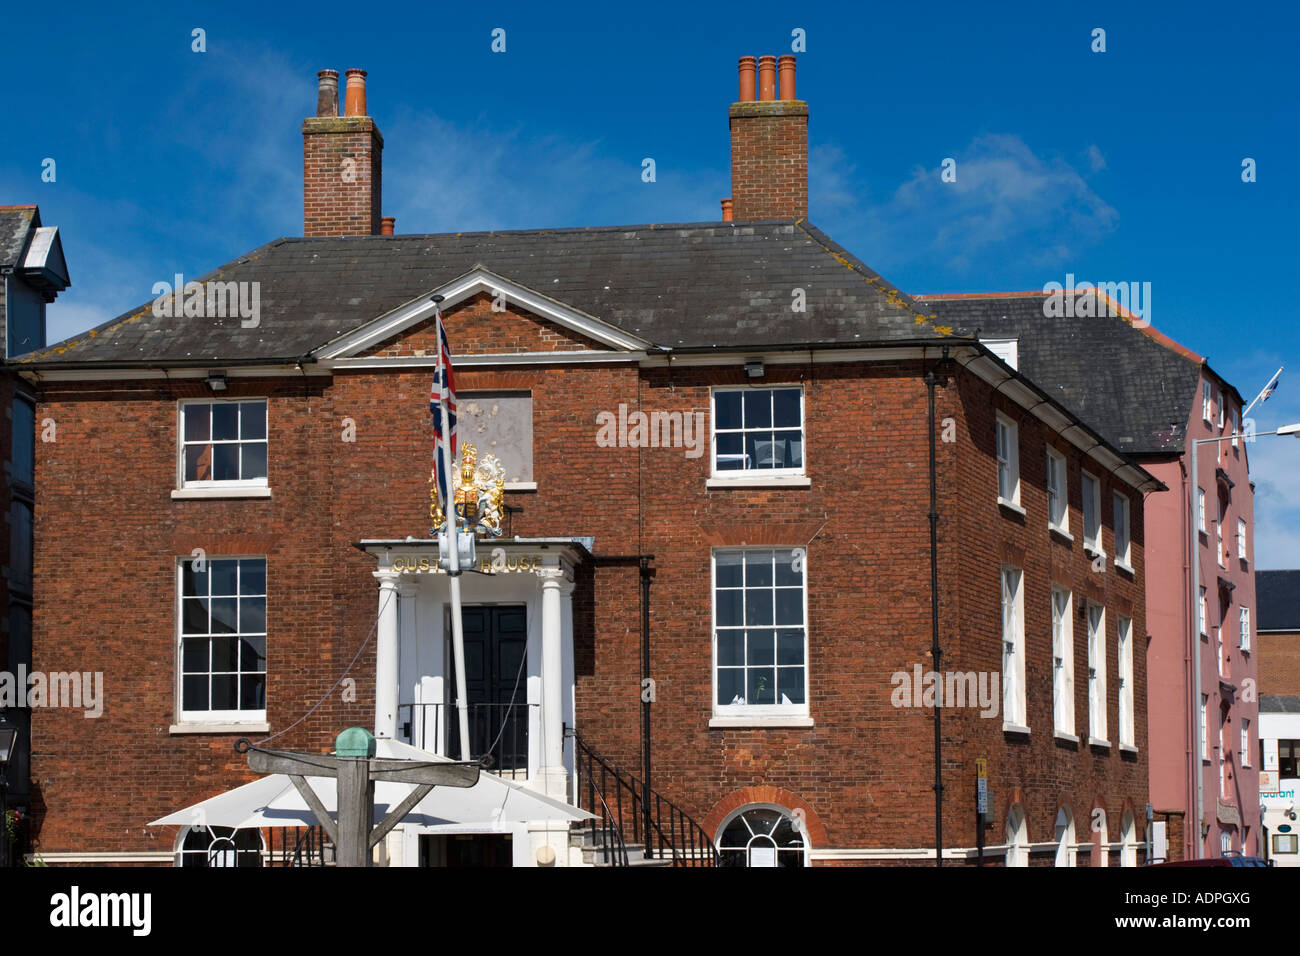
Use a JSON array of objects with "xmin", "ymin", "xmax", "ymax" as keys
[{"xmin": 1087, "ymin": 144, "xmax": 1106, "ymax": 172}]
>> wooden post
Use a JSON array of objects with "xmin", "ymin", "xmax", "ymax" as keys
[{"xmin": 336, "ymin": 756, "xmax": 374, "ymax": 868}]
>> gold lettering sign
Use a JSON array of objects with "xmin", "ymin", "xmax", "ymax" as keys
[{"xmin": 389, "ymin": 553, "xmax": 545, "ymax": 575}]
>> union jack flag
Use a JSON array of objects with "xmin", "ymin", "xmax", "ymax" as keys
[{"xmin": 430, "ymin": 302, "xmax": 457, "ymax": 508}]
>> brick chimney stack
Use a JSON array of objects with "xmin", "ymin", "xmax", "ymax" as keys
[
  {"xmin": 729, "ymin": 54, "xmax": 807, "ymax": 221},
  {"xmin": 303, "ymin": 68, "xmax": 384, "ymax": 236}
]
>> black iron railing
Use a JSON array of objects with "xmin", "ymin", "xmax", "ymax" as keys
[
  {"xmin": 398, "ymin": 702, "xmax": 535, "ymax": 772},
  {"xmin": 568, "ymin": 728, "xmax": 718, "ymax": 867},
  {"xmin": 265, "ymin": 826, "xmax": 334, "ymax": 867}
]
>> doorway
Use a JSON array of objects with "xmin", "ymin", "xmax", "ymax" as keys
[{"xmin": 449, "ymin": 605, "xmax": 529, "ymax": 771}]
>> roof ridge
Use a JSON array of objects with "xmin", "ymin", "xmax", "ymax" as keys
[{"xmin": 275, "ymin": 220, "xmax": 800, "ymax": 241}]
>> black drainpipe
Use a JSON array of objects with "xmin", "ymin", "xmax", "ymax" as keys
[{"xmin": 925, "ymin": 349, "xmax": 949, "ymax": 867}]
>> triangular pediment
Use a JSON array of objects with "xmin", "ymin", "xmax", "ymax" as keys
[{"xmin": 314, "ymin": 266, "xmax": 651, "ymax": 360}]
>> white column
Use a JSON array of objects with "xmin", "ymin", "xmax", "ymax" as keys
[
  {"xmin": 538, "ymin": 566, "xmax": 570, "ymax": 799},
  {"xmin": 374, "ymin": 569, "xmax": 402, "ymax": 739}
]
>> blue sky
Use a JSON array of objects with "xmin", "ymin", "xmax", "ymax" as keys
[{"xmin": 4, "ymin": 1, "xmax": 1298, "ymax": 565}]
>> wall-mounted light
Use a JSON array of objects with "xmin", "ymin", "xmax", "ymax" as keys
[
  {"xmin": 206, "ymin": 371, "xmax": 228, "ymax": 392},
  {"xmin": 744, "ymin": 360, "xmax": 764, "ymax": 379}
]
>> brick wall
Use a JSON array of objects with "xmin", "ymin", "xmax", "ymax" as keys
[
  {"xmin": 729, "ymin": 101, "xmax": 808, "ymax": 221},
  {"xmin": 1259, "ymin": 631, "xmax": 1300, "ymax": 695},
  {"xmin": 302, "ymin": 116, "xmax": 383, "ymax": 237}
]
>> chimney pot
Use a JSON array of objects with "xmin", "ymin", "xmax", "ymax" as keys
[
  {"xmin": 721, "ymin": 198, "xmax": 734, "ymax": 222},
  {"xmin": 316, "ymin": 69, "xmax": 339, "ymax": 117},
  {"xmin": 737, "ymin": 56, "xmax": 757, "ymax": 102},
  {"xmin": 757, "ymin": 55, "xmax": 777, "ymax": 101},
  {"xmin": 778, "ymin": 55, "xmax": 796, "ymax": 100},
  {"xmin": 344, "ymin": 68, "xmax": 368, "ymax": 116},
  {"xmin": 381, "ymin": 216, "xmax": 396, "ymax": 235}
]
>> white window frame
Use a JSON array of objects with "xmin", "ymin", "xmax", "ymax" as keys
[
  {"xmin": 1052, "ymin": 587, "xmax": 1075, "ymax": 738},
  {"xmin": 1216, "ymin": 496, "xmax": 1225, "ymax": 568},
  {"xmin": 995, "ymin": 414, "xmax": 1021, "ymax": 509},
  {"xmin": 1200, "ymin": 695, "xmax": 1209, "ymax": 761},
  {"xmin": 1112, "ymin": 492, "xmax": 1131, "ymax": 570},
  {"xmin": 1118, "ymin": 615, "xmax": 1134, "ymax": 748},
  {"xmin": 1087, "ymin": 603, "xmax": 1107, "ymax": 744},
  {"xmin": 1046, "ymin": 447, "xmax": 1069, "ymax": 535},
  {"xmin": 1203, "ymin": 381, "xmax": 1212, "ymax": 423},
  {"xmin": 177, "ymin": 398, "xmax": 270, "ymax": 494},
  {"xmin": 176, "ymin": 555, "xmax": 268, "ymax": 725},
  {"xmin": 1199, "ymin": 587, "xmax": 1208, "ymax": 636},
  {"xmin": 1242, "ymin": 720, "xmax": 1251, "ymax": 767},
  {"xmin": 1081, "ymin": 471, "xmax": 1103, "ymax": 556},
  {"xmin": 1240, "ymin": 606, "xmax": 1250, "ymax": 651},
  {"xmin": 1219, "ymin": 710, "xmax": 1228, "ymax": 798},
  {"xmin": 1197, "ymin": 488, "xmax": 1206, "ymax": 534},
  {"xmin": 1231, "ymin": 407, "xmax": 1239, "ymax": 448},
  {"xmin": 1001, "ymin": 566, "xmax": 1026, "ymax": 731},
  {"xmin": 1005, "ymin": 805, "xmax": 1028, "ymax": 867},
  {"xmin": 1218, "ymin": 390, "xmax": 1225, "ymax": 429},
  {"xmin": 709, "ymin": 386, "xmax": 806, "ymax": 482},
  {"xmin": 1237, "ymin": 519, "xmax": 1247, "ymax": 560},
  {"xmin": 711, "ymin": 547, "xmax": 810, "ymax": 722}
]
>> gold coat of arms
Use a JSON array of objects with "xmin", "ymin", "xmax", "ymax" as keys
[{"xmin": 430, "ymin": 443, "xmax": 507, "ymax": 537}]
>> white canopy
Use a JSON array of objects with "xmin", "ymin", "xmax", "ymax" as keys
[{"xmin": 150, "ymin": 738, "xmax": 592, "ymax": 829}]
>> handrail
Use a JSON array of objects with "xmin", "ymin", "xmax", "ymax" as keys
[{"xmin": 568, "ymin": 728, "xmax": 718, "ymax": 866}]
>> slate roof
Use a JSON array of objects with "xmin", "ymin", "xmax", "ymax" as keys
[
  {"xmin": 920, "ymin": 292, "xmax": 1208, "ymax": 456},
  {"xmin": 0, "ymin": 205, "xmax": 38, "ymax": 270},
  {"xmin": 1257, "ymin": 570, "xmax": 1300, "ymax": 631},
  {"xmin": 20, "ymin": 220, "xmax": 955, "ymax": 367}
]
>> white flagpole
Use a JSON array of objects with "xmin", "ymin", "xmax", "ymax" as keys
[
  {"xmin": 433, "ymin": 296, "xmax": 472, "ymax": 762},
  {"xmin": 1242, "ymin": 365, "xmax": 1283, "ymax": 419}
]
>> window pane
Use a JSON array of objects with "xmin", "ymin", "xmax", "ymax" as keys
[
  {"xmin": 715, "ymin": 552, "xmax": 743, "ymax": 588},
  {"xmin": 784, "ymin": 436, "xmax": 803, "ymax": 468},
  {"xmin": 240, "ymin": 597, "xmax": 266, "ymax": 634},
  {"xmin": 716, "ymin": 432, "xmax": 745, "ymax": 469},
  {"xmin": 183, "ymin": 403, "xmax": 211, "ymax": 441},
  {"xmin": 185, "ymin": 444, "xmax": 212, "ymax": 482},
  {"xmin": 182, "ymin": 598, "xmax": 209, "ymax": 634},
  {"xmin": 745, "ymin": 590, "xmax": 774, "ymax": 626},
  {"xmin": 182, "ymin": 638, "xmax": 209, "ymax": 673},
  {"xmin": 718, "ymin": 668, "xmax": 744, "ymax": 705},
  {"xmin": 211, "ymin": 636, "xmax": 239, "ymax": 672},
  {"xmin": 746, "ymin": 631, "xmax": 775, "ymax": 666},
  {"xmin": 743, "ymin": 391, "xmax": 772, "ymax": 428},
  {"xmin": 776, "ymin": 629, "xmax": 804, "ymax": 665},
  {"xmin": 715, "ymin": 590, "xmax": 742, "ymax": 627},
  {"xmin": 241, "ymin": 442, "xmax": 268, "ymax": 480},
  {"xmin": 240, "ymin": 674, "xmax": 266, "ymax": 711},
  {"xmin": 747, "ymin": 668, "xmax": 777, "ymax": 705},
  {"xmin": 11, "ymin": 399, "xmax": 34, "ymax": 486},
  {"xmin": 212, "ymin": 403, "xmax": 239, "ymax": 441},
  {"xmin": 240, "ymin": 401, "xmax": 267, "ymax": 440},
  {"xmin": 210, "ymin": 598, "xmax": 239, "ymax": 634},
  {"xmin": 212, "ymin": 444, "xmax": 240, "ymax": 481},
  {"xmin": 778, "ymin": 667, "xmax": 805, "ymax": 704},
  {"xmin": 211, "ymin": 675, "xmax": 238, "ymax": 710},
  {"xmin": 714, "ymin": 391, "xmax": 742, "ymax": 430},
  {"xmin": 239, "ymin": 559, "xmax": 266, "ymax": 595},
  {"xmin": 210, "ymin": 560, "xmax": 239, "ymax": 595},
  {"xmin": 744, "ymin": 551, "xmax": 773, "ymax": 587},
  {"xmin": 182, "ymin": 562, "xmax": 208, "ymax": 597},
  {"xmin": 774, "ymin": 552, "xmax": 801, "ymax": 587},
  {"xmin": 775, "ymin": 588, "xmax": 803, "ymax": 625},
  {"xmin": 183, "ymin": 675, "xmax": 209, "ymax": 711},
  {"xmin": 772, "ymin": 389, "xmax": 800, "ymax": 428},
  {"xmin": 718, "ymin": 631, "xmax": 743, "ymax": 667}
]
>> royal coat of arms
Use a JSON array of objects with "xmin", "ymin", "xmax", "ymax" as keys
[{"xmin": 430, "ymin": 443, "xmax": 507, "ymax": 537}]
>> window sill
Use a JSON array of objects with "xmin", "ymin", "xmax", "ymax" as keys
[
  {"xmin": 1002, "ymin": 722, "xmax": 1031, "ymax": 735},
  {"xmin": 1054, "ymin": 731, "xmax": 1080, "ymax": 744},
  {"xmin": 505, "ymin": 482, "xmax": 537, "ymax": 492},
  {"xmin": 1049, "ymin": 525, "xmax": 1073, "ymax": 543},
  {"xmin": 997, "ymin": 497, "xmax": 1026, "ymax": 516},
  {"xmin": 172, "ymin": 486, "xmax": 272, "ymax": 500},
  {"xmin": 709, "ymin": 715, "xmax": 814, "ymax": 728},
  {"xmin": 1115, "ymin": 560, "xmax": 1135, "ymax": 576},
  {"xmin": 1083, "ymin": 543, "xmax": 1106, "ymax": 561},
  {"xmin": 1088, "ymin": 736, "xmax": 1111, "ymax": 749},
  {"xmin": 1119, "ymin": 743, "xmax": 1139, "ymax": 754},
  {"xmin": 170, "ymin": 721, "xmax": 269, "ymax": 735},
  {"xmin": 706, "ymin": 475, "xmax": 810, "ymax": 490}
]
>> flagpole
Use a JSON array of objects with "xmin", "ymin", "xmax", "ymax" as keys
[
  {"xmin": 433, "ymin": 295, "xmax": 472, "ymax": 762},
  {"xmin": 1243, "ymin": 365, "xmax": 1283, "ymax": 419}
]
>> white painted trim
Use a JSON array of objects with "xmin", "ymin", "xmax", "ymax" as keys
[
  {"xmin": 25, "ymin": 365, "xmax": 329, "ymax": 382},
  {"xmin": 1055, "ymin": 731, "xmax": 1080, "ymax": 744},
  {"xmin": 169, "ymin": 722, "xmax": 270, "ymax": 734},
  {"xmin": 1120, "ymin": 743, "xmax": 1139, "ymax": 754},
  {"xmin": 505, "ymin": 482, "xmax": 538, "ymax": 492},
  {"xmin": 314, "ymin": 268, "xmax": 652, "ymax": 359},
  {"xmin": 706, "ymin": 476, "xmax": 811, "ymax": 489},
  {"xmin": 1088, "ymin": 736, "xmax": 1112, "ymax": 748},
  {"xmin": 1003, "ymin": 722, "xmax": 1031, "ymax": 735},
  {"xmin": 709, "ymin": 716, "xmax": 815, "ymax": 728},
  {"xmin": 171, "ymin": 486, "xmax": 272, "ymax": 500},
  {"xmin": 27, "ymin": 851, "xmax": 176, "ymax": 863},
  {"xmin": 331, "ymin": 350, "xmax": 643, "ymax": 369},
  {"xmin": 997, "ymin": 498, "xmax": 1026, "ymax": 516},
  {"xmin": 642, "ymin": 347, "xmax": 931, "ymax": 368}
]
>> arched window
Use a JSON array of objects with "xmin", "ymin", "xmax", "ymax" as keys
[
  {"xmin": 1005, "ymin": 805, "xmax": 1028, "ymax": 867},
  {"xmin": 1094, "ymin": 808, "xmax": 1109, "ymax": 867},
  {"xmin": 176, "ymin": 825, "xmax": 263, "ymax": 867},
  {"xmin": 716, "ymin": 805, "xmax": 807, "ymax": 867},
  {"xmin": 1119, "ymin": 810, "xmax": 1137, "ymax": 867},
  {"xmin": 1054, "ymin": 807, "xmax": 1076, "ymax": 867}
]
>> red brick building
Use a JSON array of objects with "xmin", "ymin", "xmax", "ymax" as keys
[{"xmin": 19, "ymin": 58, "xmax": 1156, "ymax": 866}]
